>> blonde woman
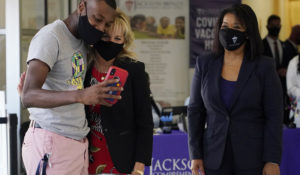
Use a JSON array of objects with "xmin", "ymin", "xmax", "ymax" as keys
[{"xmin": 84, "ymin": 9, "xmax": 153, "ymax": 175}]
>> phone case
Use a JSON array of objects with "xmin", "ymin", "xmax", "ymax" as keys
[{"xmin": 104, "ymin": 66, "xmax": 128, "ymax": 104}]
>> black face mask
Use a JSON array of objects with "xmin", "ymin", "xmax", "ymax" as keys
[
  {"xmin": 94, "ymin": 40, "xmax": 124, "ymax": 61},
  {"xmin": 267, "ymin": 27, "xmax": 281, "ymax": 37},
  {"xmin": 77, "ymin": 2, "xmax": 104, "ymax": 45},
  {"xmin": 219, "ymin": 28, "xmax": 247, "ymax": 51}
]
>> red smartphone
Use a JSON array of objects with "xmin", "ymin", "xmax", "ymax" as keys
[{"xmin": 104, "ymin": 66, "xmax": 128, "ymax": 104}]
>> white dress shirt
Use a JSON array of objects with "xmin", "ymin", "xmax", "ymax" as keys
[{"xmin": 266, "ymin": 36, "xmax": 283, "ymax": 64}]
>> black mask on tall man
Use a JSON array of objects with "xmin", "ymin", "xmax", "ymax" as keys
[
  {"xmin": 77, "ymin": 2, "xmax": 104, "ymax": 45},
  {"xmin": 267, "ymin": 27, "xmax": 281, "ymax": 37}
]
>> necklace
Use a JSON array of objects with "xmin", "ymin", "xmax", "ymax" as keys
[
  {"xmin": 97, "ymin": 70, "xmax": 107, "ymax": 81},
  {"xmin": 92, "ymin": 66, "xmax": 107, "ymax": 82},
  {"xmin": 95, "ymin": 59, "xmax": 110, "ymax": 72},
  {"xmin": 94, "ymin": 60, "xmax": 110, "ymax": 81}
]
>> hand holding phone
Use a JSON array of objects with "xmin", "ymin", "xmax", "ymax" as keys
[{"xmin": 104, "ymin": 66, "xmax": 128, "ymax": 104}]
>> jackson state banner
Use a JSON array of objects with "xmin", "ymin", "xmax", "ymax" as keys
[{"xmin": 117, "ymin": 0, "xmax": 189, "ymax": 105}]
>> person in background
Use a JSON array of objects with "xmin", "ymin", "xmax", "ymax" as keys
[
  {"xmin": 283, "ymin": 25, "xmax": 300, "ymax": 126},
  {"xmin": 84, "ymin": 9, "xmax": 153, "ymax": 175},
  {"xmin": 131, "ymin": 14, "xmax": 147, "ymax": 32},
  {"xmin": 286, "ymin": 52, "xmax": 300, "ymax": 127},
  {"xmin": 130, "ymin": 14, "xmax": 157, "ymax": 39},
  {"xmin": 151, "ymin": 92, "xmax": 162, "ymax": 128},
  {"xmin": 263, "ymin": 15, "xmax": 284, "ymax": 69},
  {"xmin": 20, "ymin": 0, "xmax": 122, "ymax": 174},
  {"xmin": 283, "ymin": 25, "xmax": 300, "ymax": 62},
  {"xmin": 175, "ymin": 16, "xmax": 185, "ymax": 39},
  {"xmin": 145, "ymin": 72, "xmax": 161, "ymax": 128},
  {"xmin": 184, "ymin": 96, "xmax": 190, "ymax": 106},
  {"xmin": 188, "ymin": 4, "xmax": 283, "ymax": 175},
  {"xmin": 263, "ymin": 15, "xmax": 290, "ymax": 126},
  {"xmin": 145, "ymin": 16, "xmax": 157, "ymax": 34},
  {"xmin": 157, "ymin": 16, "xmax": 176, "ymax": 38}
]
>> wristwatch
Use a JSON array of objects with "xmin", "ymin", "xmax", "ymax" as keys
[{"xmin": 133, "ymin": 169, "xmax": 144, "ymax": 175}]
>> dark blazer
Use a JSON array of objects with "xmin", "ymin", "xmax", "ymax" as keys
[
  {"xmin": 188, "ymin": 53, "xmax": 283, "ymax": 170},
  {"xmin": 283, "ymin": 40, "xmax": 298, "ymax": 63},
  {"xmin": 263, "ymin": 38, "xmax": 288, "ymax": 69},
  {"xmin": 84, "ymin": 57, "xmax": 154, "ymax": 173},
  {"xmin": 263, "ymin": 38, "xmax": 273, "ymax": 59}
]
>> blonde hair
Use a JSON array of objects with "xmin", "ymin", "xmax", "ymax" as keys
[
  {"xmin": 112, "ymin": 8, "xmax": 136, "ymax": 59},
  {"xmin": 88, "ymin": 8, "xmax": 136, "ymax": 67}
]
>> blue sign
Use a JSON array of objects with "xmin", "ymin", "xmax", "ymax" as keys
[{"xmin": 145, "ymin": 131, "xmax": 191, "ymax": 175}]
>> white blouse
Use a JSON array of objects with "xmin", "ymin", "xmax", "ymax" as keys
[
  {"xmin": 287, "ymin": 55, "xmax": 300, "ymax": 127},
  {"xmin": 287, "ymin": 55, "xmax": 300, "ymax": 98}
]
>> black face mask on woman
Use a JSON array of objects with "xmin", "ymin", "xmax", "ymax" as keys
[
  {"xmin": 94, "ymin": 40, "xmax": 124, "ymax": 61},
  {"xmin": 219, "ymin": 28, "xmax": 247, "ymax": 51},
  {"xmin": 77, "ymin": 2, "xmax": 104, "ymax": 45}
]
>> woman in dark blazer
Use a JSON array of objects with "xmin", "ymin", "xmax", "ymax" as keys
[
  {"xmin": 84, "ymin": 10, "xmax": 153, "ymax": 175},
  {"xmin": 188, "ymin": 4, "xmax": 283, "ymax": 175}
]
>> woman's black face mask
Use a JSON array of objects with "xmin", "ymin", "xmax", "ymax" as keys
[
  {"xmin": 219, "ymin": 28, "xmax": 247, "ymax": 51},
  {"xmin": 77, "ymin": 2, "xmax": 104, "ymax": 45},
  {"xmin": 94, "ymin": 40, "xmax": 124, "ymax": 61}
]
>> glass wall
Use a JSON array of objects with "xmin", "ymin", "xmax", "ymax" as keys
[{"xmin": 20, "ymin": 0, "xmax": 78, "ymax": 72}]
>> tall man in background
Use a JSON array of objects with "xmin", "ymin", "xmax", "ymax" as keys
[
  {"xmin": 283, "ymin": 25, "xmax": 300, "ymax": 61},
  {"xmin": 262, "ymin": 15, "xmax": 290, "ymax": 126}
]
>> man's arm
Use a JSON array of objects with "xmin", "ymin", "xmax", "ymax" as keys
[{"xmin": 21, "ymin": 59, "xmax": 122, "ymax": 108}]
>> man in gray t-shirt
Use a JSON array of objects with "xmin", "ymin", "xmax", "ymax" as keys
[
  {"xmin": 27, "ymin": 19, "xmax": 90, "ymax": 140},
  {"xmin": 21, "ymin": 0, "xmax": 121, "ymax": 174}
]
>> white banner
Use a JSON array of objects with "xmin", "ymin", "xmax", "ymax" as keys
[{"xmin": 117, "ymin": 0, "xmax": 189, "ymax": 105}]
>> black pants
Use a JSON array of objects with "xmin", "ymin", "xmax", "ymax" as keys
[{"xmin": 205, "ymin": 136, "xmax": 263, "ymax": 175}]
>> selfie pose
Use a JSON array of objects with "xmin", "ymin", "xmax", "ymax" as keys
[
  {"xmin": 84, "ymin": 9, "xmax": 153, "ymax": 175},
  {"xmin": 188, "ymin": 4, "xmax": 283, "ymax": 175},
  {"xmin": 20, "ymin": 0, "xmax": 123, "ymax": 174}
]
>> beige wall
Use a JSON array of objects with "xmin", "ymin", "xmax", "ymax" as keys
[
  {"xmin": 242, "ymin": 0, "xmax": 274, "ymax": 39},
  {"xmin": 243, "ymin": 0, "xmax": 300, "ymax": 41}
]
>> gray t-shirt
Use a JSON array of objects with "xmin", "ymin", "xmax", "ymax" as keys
[{"xmin": 27, "ymin": 20, "xmax": 90, "ymax": 140}]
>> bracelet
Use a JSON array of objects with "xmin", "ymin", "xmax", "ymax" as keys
[{"xmin": 132, "ymin": 169, "xmax": 144, "ymax": 175}]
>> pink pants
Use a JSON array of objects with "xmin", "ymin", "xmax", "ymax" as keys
[{"xmin": 22, "ymin": 127, "xmax": 89, "ymax": 175}]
